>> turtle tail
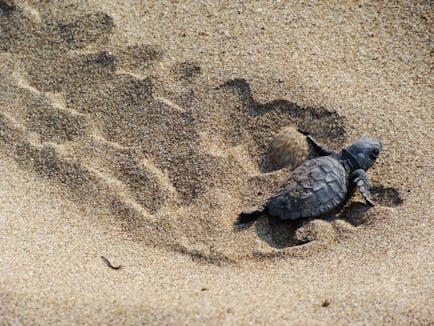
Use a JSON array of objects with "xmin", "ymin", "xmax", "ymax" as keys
[{"xmin": 235, "ymin": 206, "xmax": 268, "ymax": 225}]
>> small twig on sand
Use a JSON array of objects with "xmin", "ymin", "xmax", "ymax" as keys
[{"xmin": 101, "ymin": 256, "xmax": 122, "ymax": 270}]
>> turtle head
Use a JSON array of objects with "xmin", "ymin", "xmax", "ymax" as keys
[{"xmin": 345, "ymin": 137, "xmax": 383, "ymax": 171}]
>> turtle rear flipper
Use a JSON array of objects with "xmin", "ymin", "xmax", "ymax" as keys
[{"xmin": 236, "ymin": 206, "xmax": 268, "ymax": 225}]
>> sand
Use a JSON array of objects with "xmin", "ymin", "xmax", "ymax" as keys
[{"xmin": 0, "ymin": 0, "xmax": 433, "ymax": 324}]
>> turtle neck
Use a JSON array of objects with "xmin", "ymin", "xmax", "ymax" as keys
[{"xmin": 339, "ymin": 149, "xmax": 362, "ymax": 173}]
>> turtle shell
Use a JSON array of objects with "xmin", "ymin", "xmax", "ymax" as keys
[{"xmin": 266, "ymin": 156, "xmax": 349, "ymax": 220}]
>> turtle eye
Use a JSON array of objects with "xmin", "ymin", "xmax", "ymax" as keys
[{"xmin": 370, "ymin": 148, "xmax": 379, "ymax": 159}]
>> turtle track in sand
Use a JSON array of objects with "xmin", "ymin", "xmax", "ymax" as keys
[{"xmin": 0, "ymin": 4, "xmax": 403, "ymax": 264}]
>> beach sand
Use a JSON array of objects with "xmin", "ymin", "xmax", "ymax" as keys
[{"xmin": 0, "ymin": 0, "xmax": 433, "ymax": 324}]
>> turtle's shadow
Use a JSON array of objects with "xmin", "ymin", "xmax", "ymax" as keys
[{"xmin": 253, "ymin": 216, "xmax": 305, "ymax": 249}]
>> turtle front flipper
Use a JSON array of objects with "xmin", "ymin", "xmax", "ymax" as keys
[
  {"xmin": 297, "ymin": 130, "xmax": 337, "ymax": 156},
  {"xmin": 351, "ymin": 169, "xmax": 375, "ymax": 206}
]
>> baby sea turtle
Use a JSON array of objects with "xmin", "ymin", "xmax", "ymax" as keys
[{"xmin": 238, "ymin": 134, "xmax": 383, "ymax": 225}]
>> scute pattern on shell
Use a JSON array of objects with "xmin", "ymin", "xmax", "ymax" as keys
[{"xmin": 267, "ymin": 156, "xmax": 349, "ymax": 220}]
